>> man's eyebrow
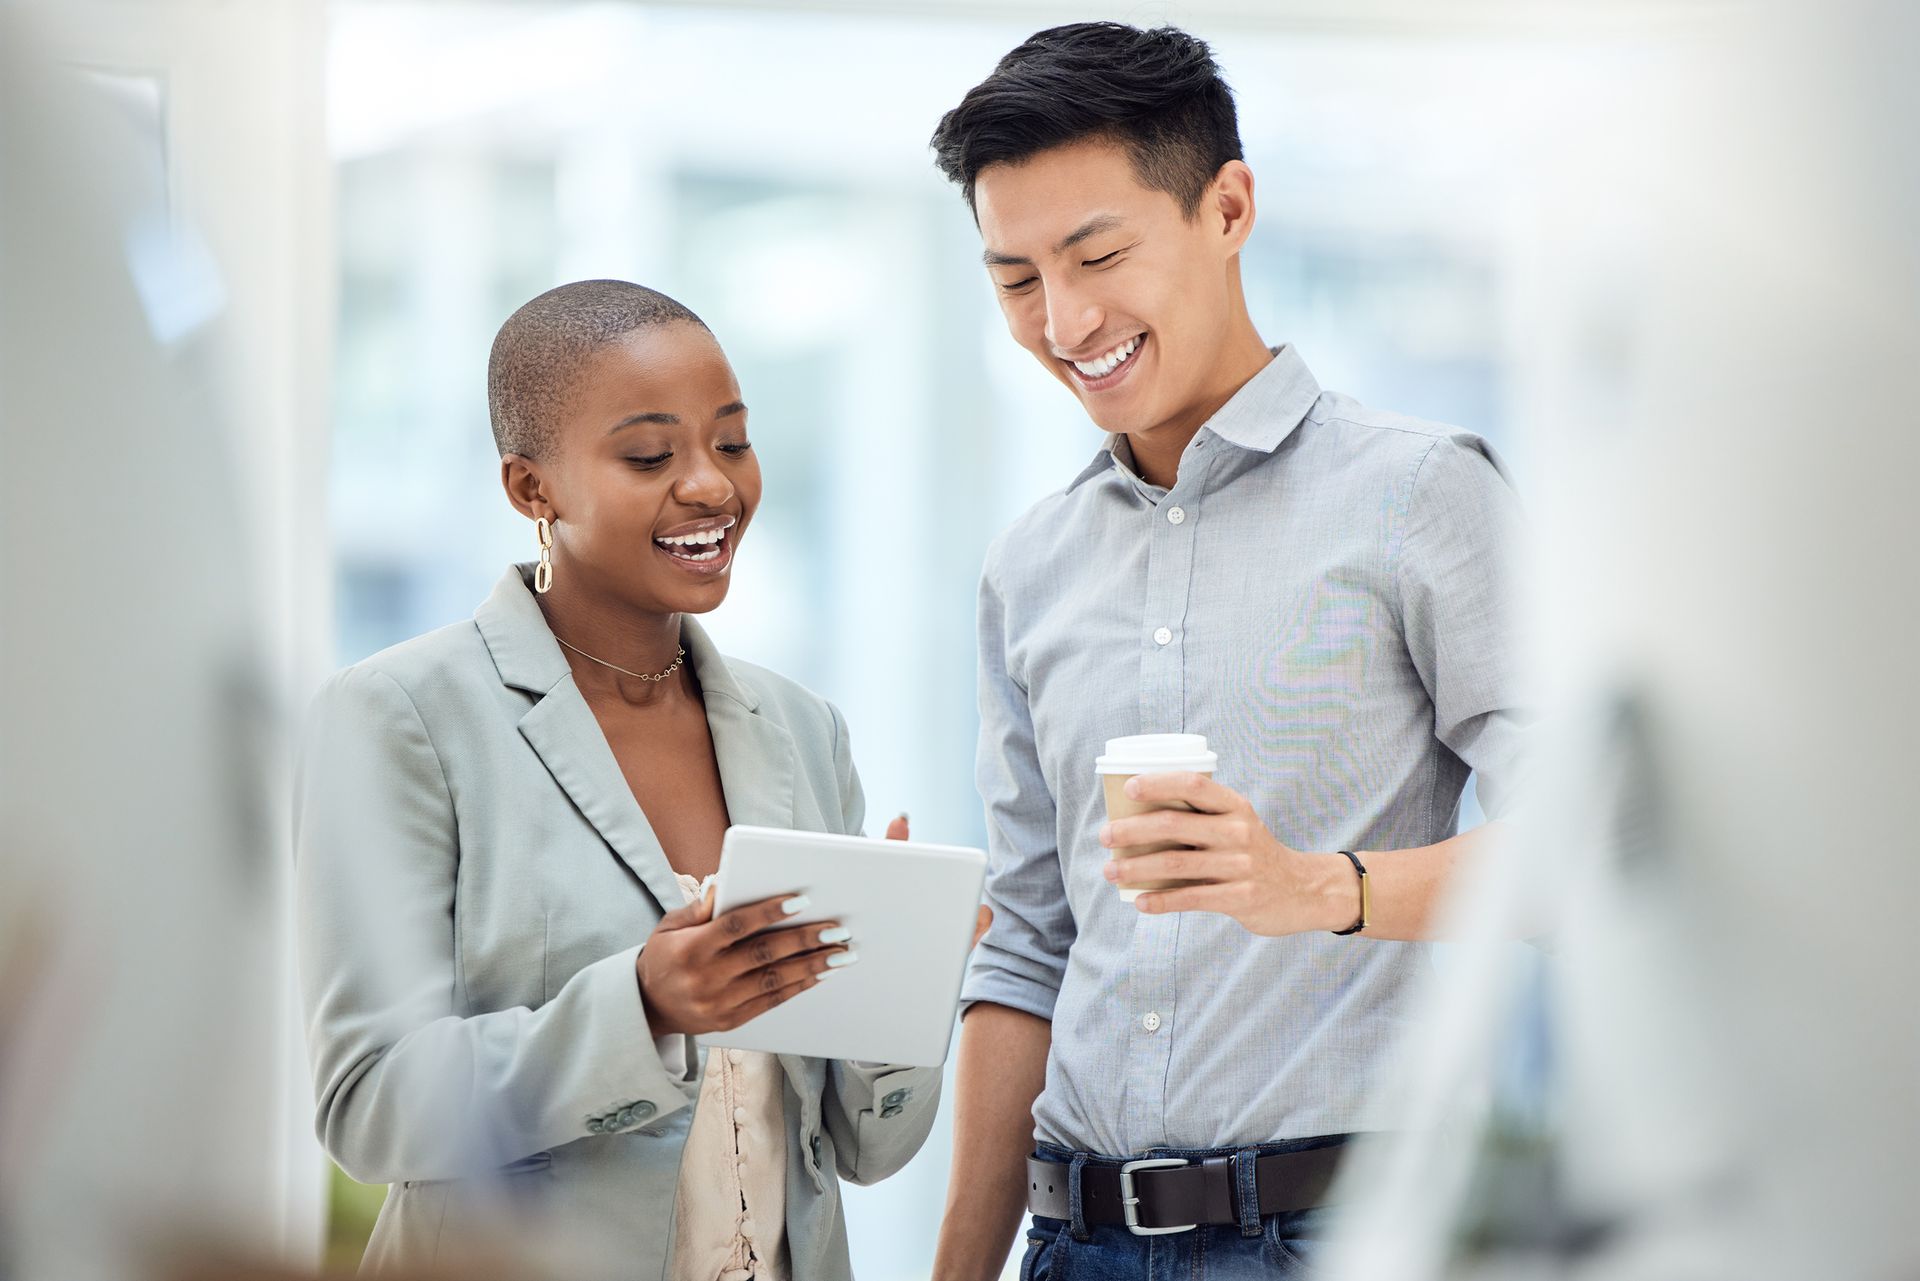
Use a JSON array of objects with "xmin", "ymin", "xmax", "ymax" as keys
[
  {"xmin": 1055, "ymin": 214, "xmax": 1125, "ymax": 254},
  {"xmin": 982, "ymin": 214, "xmax": 1128, "ymax": 269}
]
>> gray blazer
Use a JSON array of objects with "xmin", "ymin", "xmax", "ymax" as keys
[{"xmin": 294, "ymin": 562, "xmax": 941, "ymax": 1279}]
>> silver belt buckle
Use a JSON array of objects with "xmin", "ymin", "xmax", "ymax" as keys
[{"xmin": 1118, "ymin": 1157, "xmax": 1195, "ymax": 1236}]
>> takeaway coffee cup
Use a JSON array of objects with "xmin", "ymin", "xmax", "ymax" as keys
[{"xmin": 1095, "ymin": 733, "xmax": 1219, "ymax": 902}]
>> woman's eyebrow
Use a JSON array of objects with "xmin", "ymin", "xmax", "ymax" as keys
[
  {"xmin": 608, "ymin": 411, "xmax": 678, "ymax": 434},
  {"xmin": 608, "ymin": 401, "xmax": 746, "ymax": 434}
]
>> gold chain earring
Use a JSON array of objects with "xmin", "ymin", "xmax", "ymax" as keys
[{"xmin": 535, "ymin": 517, "xmax": 554, "ymax": 594}]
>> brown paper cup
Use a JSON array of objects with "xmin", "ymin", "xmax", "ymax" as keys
[{"xmin": 1102, "ymin": 770, "xmax": 1214, "ymax": 902}]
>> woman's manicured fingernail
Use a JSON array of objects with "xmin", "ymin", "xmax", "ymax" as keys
[
  {"xmin": 826, "ymin": 951, "xmax": 860, "ymax": 968},
  {"xmin": 819, "ymin": 927, "xmax": 852, "ymax": 944},
  {"xmin": 1098, "ymin": 823, "xmax": 1114, "ymax": 846},
  {"xmin": 782, "ymin": 895, "xmax": 811, "ymax": 915},
  {"xmin": 1103, "ymin": 861, "xmax": 1119, "ymax": 882}
]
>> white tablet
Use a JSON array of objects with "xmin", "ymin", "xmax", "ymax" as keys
[{"xmin": 697, "ymin": 824, "xmax": 987, "ymax": 1067}]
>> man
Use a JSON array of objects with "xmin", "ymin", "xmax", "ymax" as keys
[{"xmin": 927, "ymin": 22, "xmax": 1527, "ymax": 1278}]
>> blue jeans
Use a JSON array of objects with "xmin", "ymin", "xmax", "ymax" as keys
[{"xmin": 1018, "ymin": 1140, "xmax": 1341, "ymax": 1280}]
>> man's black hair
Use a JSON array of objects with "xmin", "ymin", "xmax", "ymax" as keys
[
  {"xmin": 929, "ymin": 22, "xmax": 1243, "ymax": 218},
  {"xmin": 487, "ymin": 279, "xmax": 708, "ymax": 461}
]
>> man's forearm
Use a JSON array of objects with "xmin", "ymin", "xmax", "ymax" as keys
[
  {"xmin": 1303, "ymin": 820, "xmax": 1506, "ymax": 940},
  {"xmin": 934, "ymin": 1001, "xmax": 1051, "ymax": 1281},
  {"xmin": 1110, "ymin": 774, "xmax": 1518, "ymax": 939}
]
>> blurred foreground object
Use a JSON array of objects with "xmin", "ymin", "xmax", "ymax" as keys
[
  {"xmin": 1327, "ymin": 1, "xmax": 1920, "ymax": 1277},
  {"xmin": 0, "ymin": 3, "xmax": 330, "ymax": 1277}
]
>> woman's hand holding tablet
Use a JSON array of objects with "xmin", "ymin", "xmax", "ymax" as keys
[
  {"xmin": 699, "ymin": 824, "xmax": 989, "ymax": 1066},
  {"xmin": 637, "ymin": 891, "xmax": 855, "ymax": 1036}
]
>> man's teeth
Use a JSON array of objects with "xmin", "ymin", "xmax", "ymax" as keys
[{"xmin": 1073, "ymin": 335, "xmax": 1142, "ymax": 378}]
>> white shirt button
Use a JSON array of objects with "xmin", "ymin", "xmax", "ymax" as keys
[
  {"xmin": 739, "ymin": 1217, "xmax": 757, "ymax": 1240},
  {"xmin": 1153, "ymin": 627, "xmax": 1173, "ymax": 646},
  {"xmin": 727, "ymin": 1049, "xmax": 744, "ymax": 1066},
  {"xmin": 1142, "ymin": 1011, "xmax": 1162, "ymax": 1032},
  {"xmin": 1167, "ymin": 506, "xmax": 1186, "ymax": 525},
  {"xmin": 733, "ymin": 1106, "xmax": 748, "ymax": 1123}
]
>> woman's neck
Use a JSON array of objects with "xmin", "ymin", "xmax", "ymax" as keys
[{"xmin": 534, "ymin": 579, "xmax": 691, "ymax": 710}]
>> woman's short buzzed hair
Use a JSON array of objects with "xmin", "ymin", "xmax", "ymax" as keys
[
  {"xmin": 487, "ymin": 279, "xmax": 708, "ymax": 461},
  {"xmin": 929, "ymin": 22, "xmax": 1243, "ymax": 219}
]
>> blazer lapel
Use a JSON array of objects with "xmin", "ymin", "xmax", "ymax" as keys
[
  {"xmin": 475, "ymin": 563, "xmax": 684, "ymax": 913},
  {"xmin": 516, "ymin": 689, "xmax": 689, "ymax": 914},
  {"xmin": 474, "ymin": 564, "xmax": 803, "ymax": 920},
  {"xmin": 681, "ymin": 618, "xmax": 796, "ymax": 834}
]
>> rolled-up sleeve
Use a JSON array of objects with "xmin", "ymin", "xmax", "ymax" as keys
[
  {"xmin": 294, "ymin": 665, "xmax": 698, "ymax": 1186},
  {"xmin": 1393, "ymin": 434, "xmax": 1533, "ymax": 821},
  {"xmin": 960, "ymin": 542, "xmax": 1072, "ymax": 1021}
]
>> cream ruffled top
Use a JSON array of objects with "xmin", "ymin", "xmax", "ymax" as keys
[{"xmin": 667, "ymin": 872, "xmax": 790, "ymax": 1281}]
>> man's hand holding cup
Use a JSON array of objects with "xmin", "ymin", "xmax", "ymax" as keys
[{"xmin": 1096, "ymin": 737, "xmax": 1358, "ymax": 937}]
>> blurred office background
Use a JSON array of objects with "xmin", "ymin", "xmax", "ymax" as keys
[{"xmin": 6, "ymin": 1, "xmax": 1914, "ymax": 1279}]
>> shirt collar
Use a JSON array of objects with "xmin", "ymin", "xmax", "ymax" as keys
[{"xmin": 1067, "ymin": 344, "xmax": 1321, "ymax": 493}]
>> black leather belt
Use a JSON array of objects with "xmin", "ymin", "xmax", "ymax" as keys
[{"xmin": 1026, "ymin": 1140, "xmax": 1347, "ymax": 1235}]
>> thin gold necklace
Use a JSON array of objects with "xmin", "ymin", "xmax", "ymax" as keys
[{"xmin": 554, "ymin": 635, "xmax": 686, "ymax": 683}]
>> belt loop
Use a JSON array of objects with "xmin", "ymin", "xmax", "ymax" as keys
[
  {"xmin": 1067, "ymin": 1153, "xmax": 1093, "ymax": 1243},
  {"xmin": 1233, "ymin": 1147, "xmax": 1262, "ymax": 1238}
]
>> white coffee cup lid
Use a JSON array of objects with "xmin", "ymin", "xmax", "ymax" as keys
[{"xmin": 1095, "ymin": 733, "xmax": 1217, "ymax": 775}]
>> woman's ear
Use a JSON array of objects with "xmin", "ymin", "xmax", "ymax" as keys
[{"xmin": 501, "ymin": 453, "xmax": 553, "ymax": 522}]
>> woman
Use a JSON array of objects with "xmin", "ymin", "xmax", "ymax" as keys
[{"xmin": 295, "ymin": 281, "xmax": 948, "ymax": 1280}]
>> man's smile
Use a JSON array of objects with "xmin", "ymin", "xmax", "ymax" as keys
[{"xmin": 1062, "ymin": 332, "xmax": 1147, "ymax": 392}]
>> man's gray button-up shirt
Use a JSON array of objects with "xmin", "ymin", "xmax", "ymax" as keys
[{"xmin": 961, "ymin": 344, "xmax": 1528, "ymax": 1156}]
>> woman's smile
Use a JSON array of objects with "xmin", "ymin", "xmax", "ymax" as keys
[
  {"xmin": 653, "ymin": 514, "xmax": 737, "ymax": 577},
  {"xmin": 648, "ymin": 526, "xmax": 729, "ymax": 576}
]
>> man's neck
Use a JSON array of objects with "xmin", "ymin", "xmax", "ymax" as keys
[{"xmin": 1124, "ymin": 326, "xmax": 1273, "ymax": 490}]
